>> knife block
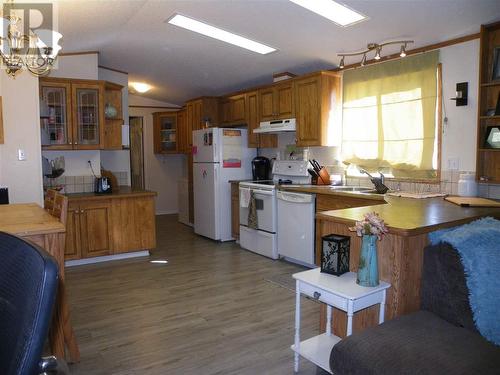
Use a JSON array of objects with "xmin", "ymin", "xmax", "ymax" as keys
[{"xmin": 312, "ymin": 167, "xmax": 331, "ymax": 185}]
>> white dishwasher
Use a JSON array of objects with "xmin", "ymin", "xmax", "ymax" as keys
[{"xmin": 277, "ymin": 190, "xmax": 316, "ymax": 267}]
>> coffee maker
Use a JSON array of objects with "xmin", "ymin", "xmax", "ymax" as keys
[{"xmin": 251, "ymin": 156, "xmax": 271, "ymax": 181}]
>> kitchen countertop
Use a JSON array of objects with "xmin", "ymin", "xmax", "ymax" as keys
[
  {"xmin": 228, "ymin": 179, "xmax": 253, "ymax": 184},
  {"xmin": 64, "ymin": 186, "xmax": 157, "ymax": 200},
  {"xmin": 279, "ymin": 185, "xmax": 386, "ymax": 201},
  {"xmin": 317, "ymin": 195, "xmax": 500, "ymax": 236}
]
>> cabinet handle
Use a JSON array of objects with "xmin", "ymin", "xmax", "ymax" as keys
[
  {"xmin": 69, "ymin": 142, "xmax": 73, "ymax": 145},
  {"xmin": 313, "ymin": 291, "xmax": 321, "ymax": 300},
  {"xmin": 74, "ymin": 142, "xmax": 78, "ymax": 145},
  {"xmin": 81, "ymin": 210, "xmax": 84, "ymax": 213}
]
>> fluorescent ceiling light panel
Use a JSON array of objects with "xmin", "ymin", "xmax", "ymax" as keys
[
  {"xmin": 289, "ymin": 0, "xmax": 366, "ymax": 27},
  {"xmin": 168, "ymin": 14, "xmax": 276, "ymax": 55}
]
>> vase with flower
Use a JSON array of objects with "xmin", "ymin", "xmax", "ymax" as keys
[{"xmin": 349, "ymin": 212, "xmax": 389, "ymax": 287}]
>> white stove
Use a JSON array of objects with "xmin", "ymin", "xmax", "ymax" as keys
[{"xmin": 239, "ymin": 160, "xmax": 310, "ymax": 259}]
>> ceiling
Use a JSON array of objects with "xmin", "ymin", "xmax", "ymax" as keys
[{"xmin": 56, "ymin": 0, "xmax": 500, "ymax": 105}]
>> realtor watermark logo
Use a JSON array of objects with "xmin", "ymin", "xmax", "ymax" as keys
[{"xmin": 0, "ymin": 1, "xmax": 61, "ymax": 76}]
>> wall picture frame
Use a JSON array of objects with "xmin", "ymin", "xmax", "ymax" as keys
[{"xmin": 492, "ymin": 46, "xmax": 500, "ymax": 81}]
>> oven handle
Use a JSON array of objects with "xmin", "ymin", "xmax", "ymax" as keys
[{"xmin": 239, "ymin": 187, "xmax": 274, "ymax": 196}]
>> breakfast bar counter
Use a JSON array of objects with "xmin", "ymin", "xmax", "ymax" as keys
[{"xmin": 313, "ymin": 194, "xmax": 500, "ymax": 338}]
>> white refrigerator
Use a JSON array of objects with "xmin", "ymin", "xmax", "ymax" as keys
[{"xmin": 193, "ymin": 128, "xmax": 256, "ymax": 241}]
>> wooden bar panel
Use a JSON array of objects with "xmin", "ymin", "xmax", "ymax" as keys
[{"xmin": 317, "ymin": 220, "xmax": 428, "ymax": 337}]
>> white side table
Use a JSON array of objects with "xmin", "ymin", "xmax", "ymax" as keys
[{"xmin": 291, "ymin": 268, "xmax": 391, "ymax": 374}]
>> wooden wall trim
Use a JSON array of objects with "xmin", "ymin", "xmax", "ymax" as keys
[
  {"xmin": 332, "ymin": 32, "xmax": 480, "ymax": 72},
  {"xmin": 98, "ymin": 65, "xmax": 129, "ymax": 75},
  {"xmin": 129, "ymin": 105, "xmax": 181, "ymax": 110},
  {"xmin": 59, "ymin": 50, "xmax": 100, "ymax": 57}
]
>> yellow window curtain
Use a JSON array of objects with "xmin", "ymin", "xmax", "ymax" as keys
[{"xmin": 342, "ymin": 51, "xmax": 439, "ymax": 179}]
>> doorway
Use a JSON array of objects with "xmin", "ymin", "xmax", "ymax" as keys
[{"xmin": 129, "ymin": 116, "xmax": 145, "ymax": 190}]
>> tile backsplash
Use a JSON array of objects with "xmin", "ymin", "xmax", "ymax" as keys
[
  {"xmin": 44, "ymin": 171, "xmax": 129, "ymax": 193},
  {"xmin": 344, "ymin": 170, "xmax": 500, "ymax": 200}
]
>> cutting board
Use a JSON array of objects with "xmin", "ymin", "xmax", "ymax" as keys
[{"xmin": 445, "ymin": 196, "xmax": 500, "ymax": 207}]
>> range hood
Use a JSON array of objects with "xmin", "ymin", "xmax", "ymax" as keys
[{"xmin": 253, "ymin": 118, "xmax": 296, "ymax": 133}]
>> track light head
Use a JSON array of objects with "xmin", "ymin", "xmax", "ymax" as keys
[
  {"xmin": 400, "ymin": 44, "xmax": 407, "ymax": 58},
  {"xmin": 339, "ymin": 56, "xmax": 345, "ymax": 69},
  {"xmin": 360, "ymin": 53, "xmax": 366, "ymax": 66},
  {"xmin": 374, "ymin": 47, "xmax": 381, "ymax": 60}
]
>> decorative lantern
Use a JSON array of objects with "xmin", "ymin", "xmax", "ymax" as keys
[{"xmin": 321, "ymin": 234, "xmax": 350, "ymax": 276}]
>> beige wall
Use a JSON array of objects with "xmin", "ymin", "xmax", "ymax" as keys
[
  {"xmin": 129, "ymin": 95, "xmax": 185, "ymax": 214},
  {"xmin": 50, "ymin": 53, "xmax": 99, "ymax": 80},
  {"xmin": 0, "ymin": 72, "xmax": 43, "ymax": 205}
]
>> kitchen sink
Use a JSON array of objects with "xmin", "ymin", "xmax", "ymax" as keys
[{"xmin": 328, "ymin": 186, "xmax": 374, "ymax": 192}]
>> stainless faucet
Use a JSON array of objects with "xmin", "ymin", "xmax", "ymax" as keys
[{"xmin": 359, "ymin": 169, "xmax": 389, "ymax": 194}]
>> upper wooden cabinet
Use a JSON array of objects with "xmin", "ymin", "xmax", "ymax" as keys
[
  {"xmin": 153, "ymin": 112, "xmax": 178, "ymax": 154},
  {"xmin": 258, "ymin": 81, "xmax": 295, "ymax": 121},
  {"xmin": 294, "ymin": 72, "xmax": 341, "ymax": 147},
  {"xmin": 40, "ymin": 77, "xmax": 123, "ymax": 150},
  {"xmin": 176, "ymin": 108, "xmax": 188, "ymax": 154},
  {"xmin": 186, "ymin": 97, "xmax": 219, "ymax": 128},
  {"xmin": 246, "ymin": 91, "xmax": 277, "ymax": 149},
  {"xmin": 103, "ymin": 82, "xmax": 124, "ymax": 150},
  {"xmin": 220, "ymin": 93, "xmax": 246, "ymax": 126}
]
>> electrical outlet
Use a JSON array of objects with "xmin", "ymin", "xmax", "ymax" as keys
[
  {"xmin": 447, "ymin": 158, "xmax": 459, "ymax": 171},
  {"xmin": 17, "ymin": 149, "xmax": 26, "ymax": 161}
]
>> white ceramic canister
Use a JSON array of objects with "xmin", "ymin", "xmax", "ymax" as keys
[{"xmin": 457, "ymin": 173, "xmax": 478, "ymax": 197}]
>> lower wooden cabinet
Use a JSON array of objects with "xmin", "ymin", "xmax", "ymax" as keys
[
  {"xmin": 64, "ymin": 192, "xmax": 156, "ymax": 260},
  {"xmin": 65, "ymin": 200, "xmax": 112, "ymax": 259},
  {"xmin": 231, "ymin": 182, "xmax": 240, "ymax": 239}
]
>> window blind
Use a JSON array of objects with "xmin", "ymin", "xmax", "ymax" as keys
[{"xmin": 341, "ymin": 51, "xmax": 440, "ymax": 179}]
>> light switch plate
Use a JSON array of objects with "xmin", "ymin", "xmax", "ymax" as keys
[
  {"xmin": 18, "ymin": 149, "xmax": 26, "ymax": 161},
  {"xmin": 447, "ymin": 158, "xmax": 459, "ymax": 171}
]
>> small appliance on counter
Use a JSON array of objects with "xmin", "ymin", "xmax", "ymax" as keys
[
  {"xmin": 94, "ymin": 176, "xmax": 112, "ymax": 194},
  {"xmin": 0, "ymin": 186, "xmax": 8, "ymax": 204},
  {"xmin": 252, "ymin": 156, "xmax": 271, "ymax": 181}
]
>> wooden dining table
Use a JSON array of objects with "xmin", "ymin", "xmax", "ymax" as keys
[{"xmin": 0, "ymin": 203, "xmax": 80, "ymax": 362}]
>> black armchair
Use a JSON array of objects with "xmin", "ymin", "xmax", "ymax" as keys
[{"xmin": 0, "ymin": 232, "xmax": 68, "ymax": 375}]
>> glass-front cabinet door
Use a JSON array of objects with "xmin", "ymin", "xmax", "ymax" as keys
[
  {"xmin": 72, "ymin": 83, "xmax": 104, "ymax": 149},
  {"xmin": 40, "ymin": 80, "xmax": 72, "ymax": 149},
  {"xmin": 154, "ymin": 113, "xmax": 178, "ymax": 153}
]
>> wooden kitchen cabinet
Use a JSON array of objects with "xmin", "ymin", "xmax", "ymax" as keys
[
  {"xmin": 294, "ymin": 72, "xmax": 341, "ymax": 147},
  {"xmin": 65, "ymin": 200, "xmax": 112, "ymax": 259},
  {"xmin": 153, "ymin": 112, "xmax": 178, "ymax": 154},
  {"xmin": 40, "ymin": 77, "xmax": 123, "ymax": 150},
  {"xmin": 103, "ymin": 81, "xmax": 124, "ymax": 150},
  {"xmin": 110, "ymin": 196, "xmax": 156, "ymax": 253},
  {"xmin": 258, "ymin": 81, "xmax": 294, "ymax": 121},
  {"xmin": 186, "ymin": 97, "xmax": 219, "ymax": 129},
  {"xmin": 247, "ymin": 90, "xmax": 277, "ymax": 148},
  {"xmin": 231, "ymin": 182, "xmax": 240, "ymax": 239},
  {"xmin": 220, "ymin": 93, "xmax": 247, "ymax": 126},
  {"xmin": 177, "ymin": 108, "xmax": 188, "ymax": 154},
  {"xmin": 64, "ymin": 190, "xmax": 157, "ymax": 260}
]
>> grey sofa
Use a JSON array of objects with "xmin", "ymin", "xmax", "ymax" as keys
[{"xmin": 329, "ymin": 243, "xmax": 500, "ymax": 375}]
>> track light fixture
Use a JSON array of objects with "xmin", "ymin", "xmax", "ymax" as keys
[
  {"xmin": 339, "ymin": 56, "xmax": 345, "ymax": 69},
  {"xmin": 337, "ymin": 40, "xmax": 413, "ymax": 68},
  {"xmin": 400, "ymin": 43, "xmax": 407, "ymax": 57}
]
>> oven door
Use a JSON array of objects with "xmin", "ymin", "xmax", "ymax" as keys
[{"xmin": 239, "ymin": 186, "xmax": 276, "ymax": 233}]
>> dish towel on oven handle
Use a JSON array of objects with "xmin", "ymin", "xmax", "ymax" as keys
[
  {"xmin": 248, "ymin": 191, "xmax": 258, "ymax": 229},
  {"xmin": 240, "ymin": 188, "xmax": 250, "ymax": 208}
]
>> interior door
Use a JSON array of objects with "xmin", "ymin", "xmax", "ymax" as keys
[
  {"xmin": 80, "ymin": 201, "xmax": 112, "ymax": 258},
  {"xmin": 129, "ymin": 116, "xmax": 144, "ymax": 190},
  {"xmin": 193, "ymin": 163, "xmax": 219, "ymax": 239}
]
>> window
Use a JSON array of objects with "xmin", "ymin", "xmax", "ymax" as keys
[{"xmin": 341, "ymin": 51, "xmax": 441, "ymax": 180}]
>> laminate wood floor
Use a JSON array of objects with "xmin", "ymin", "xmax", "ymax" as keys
[{"xmin": 67, "ymin": 215, "xmax": 325, "ymax": 375}]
